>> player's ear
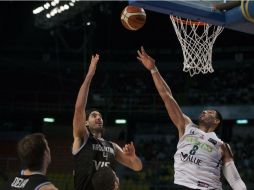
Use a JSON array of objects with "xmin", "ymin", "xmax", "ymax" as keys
[
  {"xmin": 85, "ymin": 121, "xmax": 89, "ymax": 127},
  {"xmin": 214, "ymin": 118, "xmax": 220, "ymax": 125}
]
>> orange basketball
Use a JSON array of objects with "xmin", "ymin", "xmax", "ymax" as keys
[{"xmin": 120, "ymin": 5, "xmax": 146, "ymax": 31}]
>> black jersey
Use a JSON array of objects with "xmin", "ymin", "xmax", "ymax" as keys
[
  {"xmin": 73, "ymin": 134, "xmax": 117, "ymax": 190},
  {"xmin": 2, "ymin": 174, "xmax": 51, "ymax": 190}
]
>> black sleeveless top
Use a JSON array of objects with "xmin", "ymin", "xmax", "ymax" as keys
[
  {"xmin": 2, "ymin": 174, "xmax": 51, "ymax": 190},
  {"xmin": 73, "ymin": 134, "xmax": 117, "ymax": 190}
]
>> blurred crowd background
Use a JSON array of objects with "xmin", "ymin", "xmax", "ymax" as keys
[{"xmin": 0, "ymin": 1, "xmax": 254, "ymax": 190}]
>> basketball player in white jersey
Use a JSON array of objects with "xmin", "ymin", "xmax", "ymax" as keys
[{"xmin": 137, "ymin": 46, "xmax": 246, "ymax": 190}]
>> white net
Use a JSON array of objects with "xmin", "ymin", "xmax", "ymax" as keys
[{"xmin": 170, "ymin": 15, "xmax": 224, "ymax": 77}]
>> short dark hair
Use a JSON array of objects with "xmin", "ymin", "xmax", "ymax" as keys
[
  {"xmin": 214, "ymin": 109, "xmax": 223, "ymax": 128},
  {"xmin": 17, "ymin": 133, "xmax": 47, "ymax": 171},
  {"xmin": 92, "ymin": 167, "xmax": 117, "ymax": 190},
  {"xmin": 86, "ymin": 108, "xmax": 103, "ymax": 120}
]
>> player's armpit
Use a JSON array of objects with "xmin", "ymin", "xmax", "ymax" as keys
[
  {"xmin": 222, "ymin": 143, "xmax": 234, "ymax": 163},
  {"xmin": 39, "ymin": 183, "xmax": 59, "ymax": 190},
  {"xmin": 183, "ymin": 114, "xmax": 192, "ymax": 126}
]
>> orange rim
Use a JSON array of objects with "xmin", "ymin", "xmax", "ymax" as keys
[{"xmin": 171, "ymin": 16, "xmax": 208, "ymax": 26}]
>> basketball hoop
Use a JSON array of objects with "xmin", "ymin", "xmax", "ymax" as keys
[{"xmin": 170, "ymin": 15, "xmax": 224, "ymax": 77}]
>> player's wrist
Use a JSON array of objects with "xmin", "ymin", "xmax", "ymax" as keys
[{"xmin": 150, "ymin": 66, "xmax": 158, "ymax": 74}]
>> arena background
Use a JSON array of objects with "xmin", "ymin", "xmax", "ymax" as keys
[{"xmin": 0, "ymin": 1, "xmax": 253, "ymax": 190}]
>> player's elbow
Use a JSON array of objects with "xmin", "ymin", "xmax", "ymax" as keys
[{"xmin": 133, "ymin": 163, "xmax": 142, "ymax": 171}]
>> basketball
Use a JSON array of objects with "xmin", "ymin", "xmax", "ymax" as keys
[{"xmin": 120, "ymin": 5, "xmax": 146, "ymax": 31}]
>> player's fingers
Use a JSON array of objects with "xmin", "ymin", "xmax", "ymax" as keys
[
  {"xmin": 130, "ymin": 142, "xmax": 134, "ymax": 149},
  {"xmin": 137, "ymin": 57, "xmax": 143, "ymax": 63},
  {"xmin": 141, "ymin": 46, "xmax": 147, "ymax": 55},
  {"xmin": 128, "ymin": 143, "xmax": 134, "ymax": 151},
  {"xmin": 137, "ymin": 50, "xmax": 142, "ymax": 57}
]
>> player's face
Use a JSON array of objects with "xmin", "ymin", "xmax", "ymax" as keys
[
  {"xmin": 198, "ymin": 109, "xmax": 218, "ymax": 126},
  {"xmin": 87, "ymin": 111, "xmax": 103, "ymax": 130}
]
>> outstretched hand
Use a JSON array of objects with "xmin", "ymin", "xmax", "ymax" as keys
[
  {"xmin": 87, "ymin": 54, "xmax": 99, "ymax": 76},
  {"xmin": 123, "ymin": 142, "xmax": 136, "ymax": 159},
  {"xmin": 137, "ymin": 46, "xmax": 156, "ymax": 71}
]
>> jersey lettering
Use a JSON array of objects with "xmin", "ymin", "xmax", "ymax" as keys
[
  {"xmin": 180, "ymin": 152, "xmax": 202, "ymax": 165},
  {"xmin": 174, "ymin": 124, "xmax": 223, "ymax": 189},
  {"xmin": 11, "ymin": 177, "xmax": 29, "ymax": 188},
  {"xmin": 189, "ymin": 145, "xmax": 199, "ymax": 155},
  {"xmin": 93, "ymin": 160, "xmax": 110, "ymax": 170},
  {"xmin": 185, "ymin": 136, "xmax": 213, "ymax": 152}
]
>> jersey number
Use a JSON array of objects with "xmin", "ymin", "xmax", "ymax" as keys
[{"xmin": 189, "ymin": 145, "xmax": 199, "ymax": 155}]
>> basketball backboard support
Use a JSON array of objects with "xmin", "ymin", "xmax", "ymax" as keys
[{"xmin": 128, "ymin": 0, "xmax": 254, "ymax": 35}]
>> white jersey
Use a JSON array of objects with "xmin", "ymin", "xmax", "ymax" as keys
[{"xmin": 174, "ymin": 123, "xmax": 224, "ymax": 190}]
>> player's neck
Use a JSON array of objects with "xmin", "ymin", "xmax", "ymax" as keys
[
  {"xmin": 93, "ymin": 132, "xmax": 102, "ymax": 138},
  {"xmin": 22, "ymin": 169, "xmax": 46, "ymax": 176},
  {"xmin": 198, "ymin": 125, "xmax": 215, "ymax": 133}
]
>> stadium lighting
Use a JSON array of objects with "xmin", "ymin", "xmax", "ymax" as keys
[
  {"xmin": 33, "ymin": 0, "xmax": 76, "ymax": 19},
  {"xmin": 236, "ymin": 119, "xmax": 248, "ymax": 124},
  {"xmin": 33, "ymin": 6, "xmax": 44, "ymax": 14},
  {"xmin": 51, "ymin": 1, "xmax": 56, "ymax": 7},
  {"xmin": 43, "ymin": 117, "xmax": 55, "ymax": 123},
  {"xmin": 64, "ymin": 5, "xmax": 69, "ymax": 10},
  {"xmin": 44, "ymin": 3, "xmax": 50, "ymax": 9},
  {"xmin": 33, "ymin": 1, "xmax": 100, "ymax": 29},
  {"xmin": 115, "ymin": 119, "xmax": 127, "ymax": 124}
]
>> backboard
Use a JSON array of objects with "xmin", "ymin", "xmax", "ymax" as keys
[{"xmin": 128, "ymin": 0, "xmax": 254, "ymax": 35}]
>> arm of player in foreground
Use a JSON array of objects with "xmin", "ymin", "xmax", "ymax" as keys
[
  {"xmin": 222, "ymin": 143, "xmax": 247, "ymax": 190},
  {"xmin": 137, "ymin": 46, "xmax": 191, "ymax": 138},
  {"xmin": 72, "ymin": 54, "xmax": 100, "ymax": 153}
]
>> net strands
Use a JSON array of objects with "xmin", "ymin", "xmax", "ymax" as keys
[{"xmin": 170, "ymin": 15, "xmax": 224, "ymax": 77}]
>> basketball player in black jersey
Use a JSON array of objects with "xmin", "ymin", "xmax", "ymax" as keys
[
  {"xmin": 73, "ymin": 54, "xmax": 142, "ymax": 190},
  {"xmin": 2, "ymin": 133, "xmax": 58, "ymax": 190}
]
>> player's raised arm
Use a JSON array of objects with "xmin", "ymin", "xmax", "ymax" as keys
[
  {"xmin": 72, "ymin": 54, "xmax": 99, "ymax": 152},
  {"xmin": 137, "ymin": 46, "xmax": 191, "ymax": 138}
]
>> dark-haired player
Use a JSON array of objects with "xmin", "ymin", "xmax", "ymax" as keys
[
  {"xmin": 72, "ymin": 54, "xmax": 142, "ymax": 190},
  {"xmin": 137, "ymin": 46, "xmax": 246, "ymax": 190}
]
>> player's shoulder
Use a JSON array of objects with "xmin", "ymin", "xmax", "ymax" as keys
[
  {"xmin": 39, "ymin": 183, "xmax": 58, "ymax": 190},
  {"xmin": 185, "ymin": 122, "xmax": 198, "ymax": 130},
  {"xmin": 221, "ymin": 143, "xmax": 234, "ymax": 163}
]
